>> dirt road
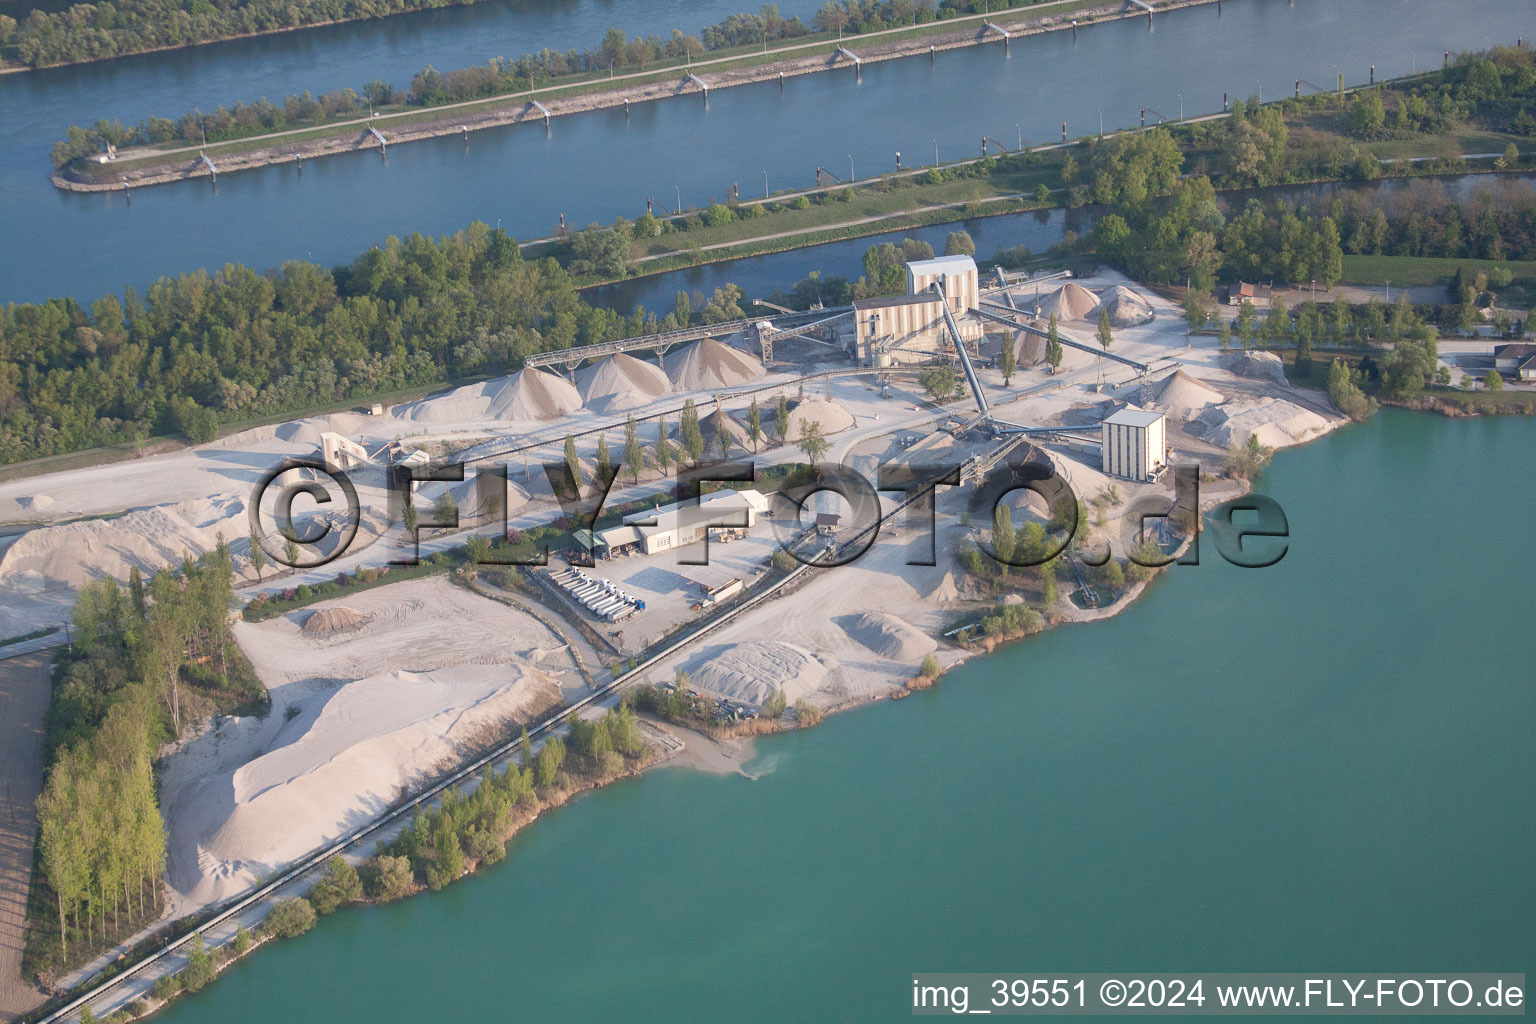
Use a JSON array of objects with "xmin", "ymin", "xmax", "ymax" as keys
[{"xmin": 0, "ymin": 652, "xmax": 50, "ymax": 1020}]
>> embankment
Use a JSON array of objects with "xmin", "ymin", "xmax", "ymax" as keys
[{"xmin": 51, "ymin": 0, "xmax": 1218, "ymax": 193}]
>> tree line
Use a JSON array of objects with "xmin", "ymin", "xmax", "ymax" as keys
[
  {"xmin": 33, "ymin": 540, "xmax": 247, "ymax": 978},
  {"xmin": 50, "ymin": 2, "xmax": 824, "ymax": 164},
  {"xmin": 50, "ymin": 0, "xmax": 1075, "ymax": 165},
  {"xmin": 0, "ymin": 223, "xmax": 737, "ymax": 464}
]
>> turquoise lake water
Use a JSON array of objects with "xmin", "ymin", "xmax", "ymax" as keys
[{"xmin": 150, "ymin": 409, "xmax": 1536, "ymax": 1022}]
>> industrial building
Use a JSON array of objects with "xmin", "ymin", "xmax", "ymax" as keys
[
  {"xmin": 1101, "ymin": 408, "xmax": 1167, "ymax": 482},
  {"xmin": 850, "ymin": 254, "xmax": 984, "ymax": 366},
  {"xmin": 596, "ymin": 488, "xmax": 770, "ymax": 556}
]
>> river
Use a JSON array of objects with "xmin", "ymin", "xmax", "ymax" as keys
[
  {"xmin": 3, "ymin": 0, "xmax": 1533, "ymax": 306},
  {"xmin": 142, "ymin": 408, "xmax": 1535, "ymax": 1022}
]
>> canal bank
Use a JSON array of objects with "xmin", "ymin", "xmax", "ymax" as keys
[
  {"xmin": 7, "ymin": 0, "xmax": 1533, "ymax": 307},
  {"xmin": 131, "ymin": 408, "xmax": 1535, "ymax": 1024},
  {"xmin": 51, "ymin": 0, "xmax": 1220, "ymax": 194}
]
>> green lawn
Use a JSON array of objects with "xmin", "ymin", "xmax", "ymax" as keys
[{"xmin": 1340, "ymin": 254, "xmax": 1536, "ymax": 289}]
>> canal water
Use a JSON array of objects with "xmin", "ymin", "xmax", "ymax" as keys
[
  {"xmin": 3, "ymin": 0, "xmax": 1533, "ymax": 305},
  {"xmin": 593, "ymin": 171, "xmax": 1536, "ymax": 316},
  {"xmin": 146, "ymin": 409, "xmax": 1536, "ymax": 1023}
]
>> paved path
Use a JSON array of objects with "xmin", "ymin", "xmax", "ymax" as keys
[{"xmin": 0, "ymin": 653, "xmax": 50, "ymax": 1021}]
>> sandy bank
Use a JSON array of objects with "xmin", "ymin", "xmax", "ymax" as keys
[{"xmin": 158, "ymin": 576, "xmax": 575, "ymax": 913}]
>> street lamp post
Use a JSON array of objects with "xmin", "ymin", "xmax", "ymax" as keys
[
  {"xmin": 848, "ymin": 154, "xmax": 855, "ymax": 183},
  {"xmin": 933, "ymin": 139, "xmax": 939, "ymax": 166},
  {"xmin": 675, "ymin": 185, "xmax": 682, "ymax": 214},
  {"xmin": 764, "ymin": 170, "xmax": 769, "ymax": 198},
  {"xmin": 1178, "ymin": 93, "xmax": 1184, "ymax": 120}
]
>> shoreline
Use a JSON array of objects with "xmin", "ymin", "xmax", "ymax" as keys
[{"xmin": 50, "ymin": 0, "xmax": 1220, "ymax": 194}]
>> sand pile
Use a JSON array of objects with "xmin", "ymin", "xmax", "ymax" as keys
[
  {"xmin": 1189, "ymin": 398, "xmax": 1330, "ymax": 449},
  {"xmin": 487, "ymin": 368, "xmax": 584, "ymax": 421},
  {"xmin": 1036, "ymin": 282, "xmax": 1100, "ymax": 321},
  {"xmin": 581, "ymin": 353, "xmax": 671, "ymax": 414},
  {"xmin": 927, "ymin": 571, "xmax": 960, "ymax": 606},
  {"xmin": 1151, "ymin": 370, "xmax": 1224, "ymax": 421},
  {"xmin": 275, "ymin": 411, "xmax": 372, "ymax": 447},
  {"xmin": 1226, "ymin": 350, "xmax": 1288, "ymax": 384},
  {"xmin": 665, "ymin": 338, "xmax": 765, "ymax": 391},
  {"xmin": 786, "ymin": 398, "xmax": 855, "ymax": 440},
  {"xmin": 195, "ymin": 663, "xmax": 556, "ymax": 904},
  {"xmin": 842, "ymin": 612, "xmax": 937, "ymax": 661},
  {"xmin": 1100, "ymin": 284, "xmax": 1154, "ymax": 327},
  {"xmin": 682, "ymin": 640, "xmax": 830, "ymax": 705},
  {"xmin": 18, "ymin": 494, "xmax": 53, "ymax": 512},
  {"xmin": 0, "ymin": 495, "xmax": 246, "ymax": 589},
  {"xmin": 301, "ymin": 607, "xmax": 365, "ymax": 636},
  {"xmin": 397, "ymin": 380, "xmax": 497, "ymax": 425}
]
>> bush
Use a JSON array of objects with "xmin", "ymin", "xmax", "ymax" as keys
[
  {"xmin": 918, "ymin": 653, "xmax": 942, "ymax": 679},
  {"xmin": 792, "ymin": 195, "xmax": 811, "ymax": 210},
  {"xmin": 363, "ymin": 854, "xmax": 415, "ymax": 901},
  {"xmin": 263, "ymin": 898, "xmax": 317, "ymax": 939},
  {"xmin": 180, "ymin": 933, "xmax": 216, "ymax": 993}
]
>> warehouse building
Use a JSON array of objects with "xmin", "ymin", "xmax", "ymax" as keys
[
  {"xmin": 1101, "ymin": 408, "xmax": 1167, "ymax": 482},
  {"xmin": 850, "ymin": 254, "xmax": 984, "ymax": 366},
  {"xmin": 597, "ymin": 488, "xmax": 770, "ymax": 556}
]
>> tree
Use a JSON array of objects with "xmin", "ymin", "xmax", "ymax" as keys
[
  {"xmin": 1045, "ymin": 314, "xmax": 1064, "ymax": 373},
  {"xmin": 1486, "ymin": 369, "xmax": 1504, "ymax": 391},
  {"xmin": 918, "ymin": 653, "xmax": 941, "ymax": 679},
  {"xmin": 364, "ymin": 855, "xmax": 413, "ymax": 901},
  {"xmin": 679, "ymin": 399, "xmax": 703, "ymax": 464},
  {"xmin": 623, "ymin": 415, "xmax": 643, "ymax": 484},
  {"xmin": 1096, "ymin": 307, "xmax": 1114, "ymax": 352},
  {"xmin": 1182, "ymin": 290, "xmax": 1210, "ymax": 335},
  {"xmin": 998, "ymin": 333, "xmax": 1016, "ymax": 386},
  {"xmin": 943, "ymin": 230, "xmax": 975, "ymax": 256},
  {"xmin": 796, "ymin": 420, "xmax": 830, "ymax": 465},
  {"xmin": 432, "ymin": 488, "xmax": 458, "ymax": 528},
  {"xmin": 563, "ymin": 434, "xmax": 583, "ymax": 494},
  {"xmin": 247, "ymin": 528, "xmax": 266, "ymax": 581},
  {"xmin": 180, "ymin": 933, "xmax": 216, "ymax": 992},
  {"xmin": 762, "ymin": 689, "xmax": 788, "ymax": 717},
  {"xmin": 1326, "ymin": 359, "xmax": 1376, "ymax": 421},
  {"xmin": 595, "ymin": 434, "xmax": 611, "ymax": 476},
  {"xmin": 993, "ymin": 504, "xmax": 1016, "ymax": 565},
  {"xmin": 776, "ymin": 394, "xmax": 790, "ymax": 440},
  {"xmin": 747, "ymin": 398, "xmax": 762, "ymax": 451},
  {"xmin": 919, "ymin": 365, "xmax": 958, "ymax": 403},
  {"xmin": 655, "ymin": 414, "xmax": 673, "ymax": 475},
  {"xmin": 264, "ymin": 898, "xmax": 316, "ymax": 939},
  {"xmin": 535, "ymin": 736, "xmax": 565, "ymax": 787},
  {"xmin": 465, "ymin": 533, "xmax": 490, "ymax": 564}
]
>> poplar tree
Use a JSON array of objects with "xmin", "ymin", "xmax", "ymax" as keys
[
  {"xmin": 747, "ymin": 398, "xmax": 762, "ymax": 451},
  {"xmin": 1046, "ymin": 314, "xmax": 1064, "ymax": 373},
  {"xmin": 623, "ymin": 415, "xmax": 643, "ymax": 484}
]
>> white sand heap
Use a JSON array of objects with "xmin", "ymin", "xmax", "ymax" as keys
[
  {"xmin": 17, "ymin": 494, "xmax": 53, "ymax": 512},
  {"xmin": 301, "ymin": 607, "xmax": 365, "ymax": 636},
  {"xmin": 786, "ymin": 397, "xmax": 855, "ymax": 440},
  {"xmin": 1226, "ymin": 350, "xmax": 1288, "ymax": 384},
  {"xmin": 581, "ymin": 353, "xmax": 671, "ymax": 414},
  {"xmin": 195, "ymin": 663, "xmax": 557, "ymax": 905},
  {"xmin": 1151, "ymin": 370, "xmax": 1224, "ymax": 421},
  {"xmin": 488, "ymin": 368, "xmax": 583, "ymax": 421},
  {"xmin": 926, "ymin": 571, "xmax": 960, "ymax": 606},
  {"xmin": 843, "ymin": 611, "xmax": 937, "ymax": 661},
  {"xmin": 1189, "ymin": 398, "xmax": 1330, "ymax": 450},
  {"xmin": 682, "ymin": 639, "xmax": 830, "ymax": 705},
  {"xmin": 404, "ymin": 368, "xmax": 583, "ymax": 424},
  {"xmin": 1035, "ymin": 282, "xmax": 1100, "ymax": 321},
  {"xmin": 1099, "ymin": 284, "xmax": 1155, "ymax": 327},
  {"xmin": 0, "ymin": 495, "xmax": 245, "ymax": 589},
  {"xmin": 274, "ymin": 411, "xmax": 372, "ymax": 447},
  {"xmin": 665, "ymin": 338, "xmax": 765, "ymax": 391}
]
